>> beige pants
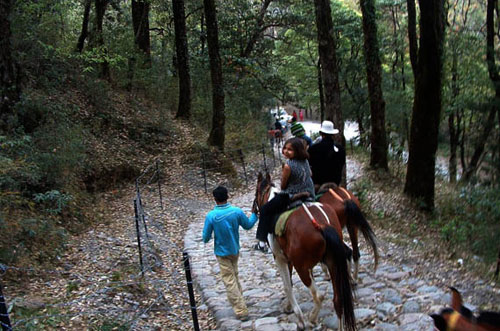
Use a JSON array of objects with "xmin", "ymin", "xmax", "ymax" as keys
[{"xmin": 216, "ymin": 254, "xmax": 248, "ymax": 317}]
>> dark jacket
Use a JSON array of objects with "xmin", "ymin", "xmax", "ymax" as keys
[{"xmin": 308, "ymin": 136, "xmax": 346, "ymax": 186}]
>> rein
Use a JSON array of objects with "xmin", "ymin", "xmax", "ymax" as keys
[{"xmin": 253, "ymin": 182, "xmax": 273, "ymax": 215}]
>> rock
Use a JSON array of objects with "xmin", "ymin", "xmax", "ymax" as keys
[
  {"xmin": 376, "ymin": 302, "xmax": 396, "ymax": 316},
  {"xmin": 402, "ymin": 300, "xmax": 420, "ymax": 313},
  {"xmin": 399, "ymin": 313, "xmax": 434, "ymax": 330}
]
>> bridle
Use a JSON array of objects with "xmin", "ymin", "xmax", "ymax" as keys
[{"xmin": 252, "ymin": 180, "xmax": 273, "ymax": 215}]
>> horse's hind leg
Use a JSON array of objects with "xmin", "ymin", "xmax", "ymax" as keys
[
  {"xmin": 303, "ymin": 268, "xmax": 324, "ymax": 324},
  {"xmin": 270, "ymin": 237, "xmax": 307, "ymax": 329},
  {"xmin": 274, "ymin": 256, "xmax": 307, "ymax": 329},
  {"xmin": 347, "ymin": 225, "xmax": 360, "ymax": 282}
]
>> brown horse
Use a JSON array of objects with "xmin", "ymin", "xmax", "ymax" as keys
[
  {"xmin": 318, "ymin": 183, "xmax": 379, "ymax": 280},
  {"xmin": 431, "ymin": 287, "xmax": 500, "ymax": 331},
  {"xmin": 253, "ymin": 172, "xmax": 356, "ymax": 331}
]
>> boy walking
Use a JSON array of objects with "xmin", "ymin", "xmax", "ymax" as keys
[{"xmin": 202, "ymin": 186, "xmax": 258, "ymax": 320}]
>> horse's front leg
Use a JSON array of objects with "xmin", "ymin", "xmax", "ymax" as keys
[{"xmin": 269, "ymin": 236, "xmax": 307, "ymax": 330}]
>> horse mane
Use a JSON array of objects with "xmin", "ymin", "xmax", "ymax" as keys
[
  {"xmin": 259, "ymin": 176, "xmax": 274, "ymax": 192},
  {"xmin": 317, "ymin": 182, "xmax": 338, "ymax": 195}
]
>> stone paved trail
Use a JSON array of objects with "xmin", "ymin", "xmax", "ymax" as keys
[{"xmin": 184, "ymin": 188, "xmax": 443, "ymax": 331}]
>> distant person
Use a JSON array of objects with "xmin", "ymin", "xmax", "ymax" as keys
[
  {"xmin": 299, "ymin": 109, "xmax": 304, "ymax": 122},
  {"xmin": 308, "ymin": 121, "xmax": 346, "ymax": 190},
  {"xmin": 202, "ymin": 186, "xmax": 258, "ymax": 321},
  {"xmin": 289, "ymin": 117, "xmax": 312, "ymax": 147},
  {"xmin": 292, "ymin": 110, "xmax": 297, "ymax": 119},
  {"xmin": 274, "ymin": 118, "xmax": 283, "ymax": 132}
]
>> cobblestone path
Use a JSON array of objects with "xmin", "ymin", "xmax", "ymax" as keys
[{"xmin": 184, "ymin": 190, "xmax": 443, "ymax": 331}]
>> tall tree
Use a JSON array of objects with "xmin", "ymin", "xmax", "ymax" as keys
[
  {"xmin": 404, "ymin": 0, "xmax": 446, "ymax": 210},
  {"xmin": 132, "ymin": 0, "xmax": 151, "ymax": 63},
  {"xmin": 461, "ymin": 0, "xmax": 499, "ymax": 181},
  {"xmin": 172, "ymin": 0, "xmax": 191, "ymax": 120},
  {"xmin": 0, "ymin": 0, "xmax": 20, "ymax": 131},
  {"xmin": 94, "ymin": 0, "xmax": 110, "ymax": 80},
  {"xmin": 204, "ymin": 0, "xmax": 225, "ymax": 150},
  {"xmin": 241, "ymin": 0, "xmax": 273, "ymax": 58},
  {"xmin": 360, "ymin": 0, "xmax": 388, "ymax": 170},
  {"xmin": 314, "ymin": 0, "xmax": 343, "ymax": 143},
  {"xmin": 76, "ymin": 0, "xmax": 92, "ymax": 53},
  {"xmin": 406, "ymin": 0, "xmax": 418, "ymax": 78}
]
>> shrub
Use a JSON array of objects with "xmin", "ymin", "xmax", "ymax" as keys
[{"xmin": 436, "ymin": 185, "xmax": 500, "ymax": 263}]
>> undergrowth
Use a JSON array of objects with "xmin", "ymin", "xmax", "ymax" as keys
[{"xmin": 350, "ymin": 148, "xmax": 500, "ymax": 276}]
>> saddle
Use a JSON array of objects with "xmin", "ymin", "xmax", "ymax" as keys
[
  {"xmin": 288, "ymin": 191, "xmax": 314, "ymax": 209},
  {"xmin": 273, "ymin": 192, "xmax": 317, "ymax": 236}
]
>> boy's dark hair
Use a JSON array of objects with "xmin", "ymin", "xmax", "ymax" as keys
[
  {"xmin": 213, "ymin": 186, "xmax": 228, "ymax": 202},
  {"xmin": 284, "ymin": 137, "xmax": 309, "ymax": 160}
]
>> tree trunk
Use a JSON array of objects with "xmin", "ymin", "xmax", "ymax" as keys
[
  {"xmin": 317, "ymin": 59, "xmax": 325, "ymax": 122},
  {"xmin": 200, "ymin": 13, "xmax": 206, "ymax": 55},
  {"xmin": 314, "ymin": 0, "xmax": 343, "ymax": 145},
  {"xmin": 95, "ymin": 0, "xmax": 110, "ymax": 80},
  {"xmin": 173, "ymin": 0, "xmax": 191, "ymax": 120},
  {"xmin": 132, "ymin": 0, "xmax": 151, "ymax": 64},
  {"xmin": 76, "ymin": 0, "xmax": 92, "ymax": 53},
  {"xmin": 463, "ymin": 0, "xmax": 500, "ymax": 181},
  {"xmin": 407, "ymin": 0, "xmax": 418, "ymax": 78},
  {"xmin": 360, "ymin": 0, "xmax": 388, "ymax": 170},
  {"xmin": 0, "ymin": 0, "xmax": 20, "ymax": 131},
  {"xmin": 404, "ymin": 0, "xmax": 445, "ymax": 211},
  {"xmin": 204, "ymin": 0, "xmax": 225, "ymax": 150},
  {"xmin": 241, "ymin": 0, "xmax": 272, "ymax": 58},
  {"xmin": 448, "ymin": 52, "xmax": 460, "ymax": 183}
]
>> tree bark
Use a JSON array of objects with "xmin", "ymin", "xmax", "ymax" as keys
[
  {"xmin": 407, "ymin": 0, "xmax": 418, "ymax": 78},
  {"xmin": 0, "ymin": 0, "xmax": 20, "ymax": 131},
  {"xmin": 448, "ymin": 52, "xmax": 460, "ymax": 183},
  {"xmin": 360, "ymin": 0, "xmax": 388, "ymax": 170},
  {"xmin": 204, "ymin": 0, "xmax": 225, "ymax": 150},
  {"xmin": 317, "ymin": 59, "xmax": 325, "ymax": 122},
  {"xmin": 95, "ymin": 0, "xmax": 110, "ymax": 80},
  {"xmin": 314, "ymin": 0, "xmax": 343, "ymax": 145},
  {"xmin": 404, "ymin": 0, "xmax": 445, "ymax": 210},
  {"xmin": 463, "ymin": 0, "xmax": 500, "ymax": 181},
  {"xmin": 241, "ymin": 0, "xmax": 272, "ymax": 58},
  {"xmin": 132, "ymin": 0, "xmax": 151, "ymax": 64},
  {"xmin": 76, "ymin": 0, "xmax": 92, "ymax": 53},
  {"xmin": 173, "ymin": 0, "xmax": 192, "ymax": 120}
]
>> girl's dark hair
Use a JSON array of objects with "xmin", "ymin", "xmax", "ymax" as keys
[{"xmin": 283, "ymin": 137, "xmax": 309, "ymax": 160}]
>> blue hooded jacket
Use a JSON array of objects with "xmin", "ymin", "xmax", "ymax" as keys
[{"xmin": 202, "ymin": 203, "xmax": 258, "ymax": 256}]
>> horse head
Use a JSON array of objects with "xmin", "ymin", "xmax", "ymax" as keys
[
  {"xmin": 253, "ymin": 172, "xmax": 273, "ymax": 214},
  {"xmin": 431, "ymin": 287, "xmax": 500, "ymax": 331}
]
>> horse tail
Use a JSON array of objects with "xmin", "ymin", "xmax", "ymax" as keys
[
  {"xmin": 321, "ymin": 226, "xmax": 356, "ymax": 331},
  {"xmin": 345, "ymin": 199, "xmax": 379, "ymax": 272}
]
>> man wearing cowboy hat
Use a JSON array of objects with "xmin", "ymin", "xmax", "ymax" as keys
[{"xmin": 308, "ymin": 120, "xmax": 346, "ymax": 189}]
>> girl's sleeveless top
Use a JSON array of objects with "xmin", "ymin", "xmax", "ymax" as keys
[{"xmin": 282, "ymin": 159, "xmax": 315, "ymax": 198}]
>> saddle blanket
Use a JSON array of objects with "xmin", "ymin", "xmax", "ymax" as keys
[{"xmin": 274, "ymin": 202, "xmax": 325, "ymax": 236}]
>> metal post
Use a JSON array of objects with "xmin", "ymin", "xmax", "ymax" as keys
[
  {"xmin": 261, "ymin": 144, "xmax": 268, "ymax": 172},
  {"xmin": 134, "ymin": 199, "xmax": 144, "ymax": 276},
  {"xmin": 0, "ymin": 282, "xmax": 12, "ymax": 331},
  {"xmin": 201, "ymin": 153, "xmax": 207, "ymax": 193},
  {"xmin": 156, "ymin": 160, "xmax": 163, "ymax": 210},
  {"xmin": 238, "ymin": 149, "xmax": 248, "ymax": 187},
  {"xmin": 183, "ymin": 251, "xmax": 200, "ymax": 331}
]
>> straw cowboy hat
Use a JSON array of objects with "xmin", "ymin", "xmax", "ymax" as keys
[{"xmin": 319, "ymin": 120, "xmax": 339, "ymax": 135}]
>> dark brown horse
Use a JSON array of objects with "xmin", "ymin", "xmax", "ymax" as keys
[
  {"xmin": 253, "ymin": 172, "xmax": 356, "ymax": 331},
  {"xmin": 431, "ymin": 287, "xmax": 500, "ymax": 331},
  {"xmin": 318, "ymin": 183, "xmax": 379, "ymax": 280}
]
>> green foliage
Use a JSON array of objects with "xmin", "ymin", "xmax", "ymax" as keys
[
  {"xmin": 33, "ymin": 190, "xmax": 73, "ymax": 215},
  {"xmin": 11, "ymin": 305, "xmax": 65, "ymax": 330},
  {"xmin": 436, "ymin": 185, "xmax": 500, "ymax": 263}
]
